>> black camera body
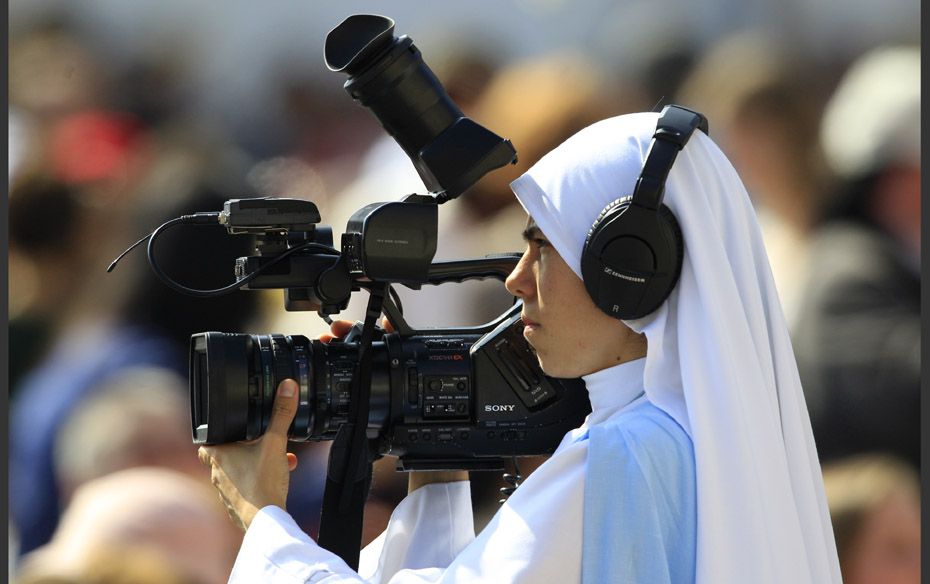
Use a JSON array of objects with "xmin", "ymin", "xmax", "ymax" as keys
[
  {"xmin": 385, "ymin": 310, "xmax": 589, "ymax": 470},
  {"xmin": 191, "ymin": 303, "xmax": 590, "ymax": 470}
]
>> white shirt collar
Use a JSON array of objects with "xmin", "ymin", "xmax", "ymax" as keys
[{"xmin": 581, "ymin": 357, "xmax": 646, "ymax": 426}]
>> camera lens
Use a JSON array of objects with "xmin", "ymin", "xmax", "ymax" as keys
[{"xmin": 190, "ymin": 332, "xmax": 314, "ymax": 444}]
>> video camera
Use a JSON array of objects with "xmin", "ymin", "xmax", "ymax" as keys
[
  {"xmin": 112, "ymin": 14, "xmax": 590, "ymax": 473},
  {"xmin": 187, "ymin": 191, "xmax": 593, "ymax": 471}
]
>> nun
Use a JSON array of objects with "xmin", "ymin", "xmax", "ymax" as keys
[{"xmin": 201, "ymin": 107, "xmax": 842, "ymax": 583}]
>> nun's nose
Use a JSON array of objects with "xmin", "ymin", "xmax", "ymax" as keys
[{"xmin": 505, "ymin": 250, "xmax": 535, "ymax": 300}]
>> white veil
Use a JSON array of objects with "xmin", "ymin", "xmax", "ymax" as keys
[{"xmin": 509, "ymin": 112, "xmax": 841, "ymax": 583}]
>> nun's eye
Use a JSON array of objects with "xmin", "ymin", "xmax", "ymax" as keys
[{"xmin": 532, "ymin": 237, "xmax": 550, "ymax": 248}]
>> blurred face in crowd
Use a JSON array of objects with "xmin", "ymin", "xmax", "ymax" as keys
[
  {"xmin": 843, "ymin": 490, "xmax": 921, "ymax": 584},
  {"xmin": 505, "ymin": 216, "xmax": 646, "ymax": 378}
]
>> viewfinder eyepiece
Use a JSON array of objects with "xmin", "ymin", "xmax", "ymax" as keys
[{"xmin": 324, "ymin": 14, "xmax": 517, "ymax": 201}]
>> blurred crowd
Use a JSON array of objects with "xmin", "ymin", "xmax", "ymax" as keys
[{"xmin": 8, "ymin": 9, "xmax": 919, "ymax": 584}]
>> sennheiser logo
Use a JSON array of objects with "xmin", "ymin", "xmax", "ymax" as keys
[
  {"xmin": 485, "ymin": 404, "xmax": 516, "ymax": 412},
  {"xmin": 603, "ymin": 266, "xmax": 646, "ymax": 283}
]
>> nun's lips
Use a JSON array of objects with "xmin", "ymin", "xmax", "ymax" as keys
[{"xmin": 521, "ymin": 314, "xmax": 541, "ymax": 330}]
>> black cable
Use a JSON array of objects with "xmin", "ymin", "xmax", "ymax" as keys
[
  {"xmin": 108, "ymin": 213, "xmax": 221, "ymax": 273},
  {"xmin": 107, "ymin": 233, "xmax": 153, "ymax": 273},
  {"xmin": 134, "ymin": 214, "xmax": 338, "ymax": 298}
]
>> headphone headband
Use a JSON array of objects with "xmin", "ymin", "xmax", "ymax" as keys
[{"xmin": 632, "ymin": 105, "xmax": 709, "ymax": 210}]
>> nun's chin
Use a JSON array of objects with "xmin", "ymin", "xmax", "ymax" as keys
[{"xmin": 534, "ymin": 353, "xmax": 584, "ymax": 379}]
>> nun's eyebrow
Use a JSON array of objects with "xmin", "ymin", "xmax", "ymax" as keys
[{"xmin": 521, "ymin": 219, "xmax": 543, "ymax": 242}]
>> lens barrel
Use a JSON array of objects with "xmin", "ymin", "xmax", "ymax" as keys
[
  {"xmin": 191, "ymin": 331, "xmax": 392, "ymax": 446},
  {"xmin": 190, "ymin": 332, "xmax": 314, "ymax": 444}
]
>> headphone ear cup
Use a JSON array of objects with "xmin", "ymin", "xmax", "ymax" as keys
[
  {"xmin": 581, "ymin": 195, "xmax": 632, "ymax": 316},
  {"xmin": 640, "ymin": 203, "xmax": 684, "ymax": 313},
  {"xmin": 588, "ymin": 196, "xmax": 632, "ymax": 238},
  {"xmin": 661, "ymin": 205, "xmax": 684, "ymax": 271},
  {"xmin": 581, "ymin": 201, "xmax": 684, "ymax": 320}
]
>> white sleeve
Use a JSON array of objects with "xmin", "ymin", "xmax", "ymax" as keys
[
  {"xmin": 359, "ymin": 481, "xmax": 475, "ymax": 581},
  {"xmin": 229, "ymin": 481, "xmax": 474, "ymax": 584},
  {"xmin": 232, "ymin": 439, "xmax": 587, "ymax": 583},
  {"xmin": 431, "ymin": 441, "xmax": 587, "ymax": 583}
]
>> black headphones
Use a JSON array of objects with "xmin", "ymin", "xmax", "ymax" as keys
[{"xmin": 581, "ymin": 105, "xmax": 708, "ymax": 320}]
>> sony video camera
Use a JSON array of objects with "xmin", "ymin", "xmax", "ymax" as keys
[
  {"xmin": 119, "ymin": 14, "xmax": 590, "ymax": 472},
  {"xmin": 188, "ymin": 193, "xmax": 590, "ymax": 470}
]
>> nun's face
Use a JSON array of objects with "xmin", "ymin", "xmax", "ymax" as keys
[{"xmin": 505, "ymin": 217, "xmax": 646, "ymax": 377}]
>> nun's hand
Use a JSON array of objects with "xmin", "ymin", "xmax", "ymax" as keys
[{"xmin": 198, "ymin": 378, "xmax": 299, "ymax": 532}]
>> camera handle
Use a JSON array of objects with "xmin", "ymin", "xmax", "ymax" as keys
[
  {"xmin": 380, "ymin": 254, "xmax": 523, "ymax": 336},
  {"xmin": 318, "ymin": 283, "xmax": 387, "ymax": 569},
  {"xmin": 424, "ymin": 254, "xmax": 522, "ymax": 285}
]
